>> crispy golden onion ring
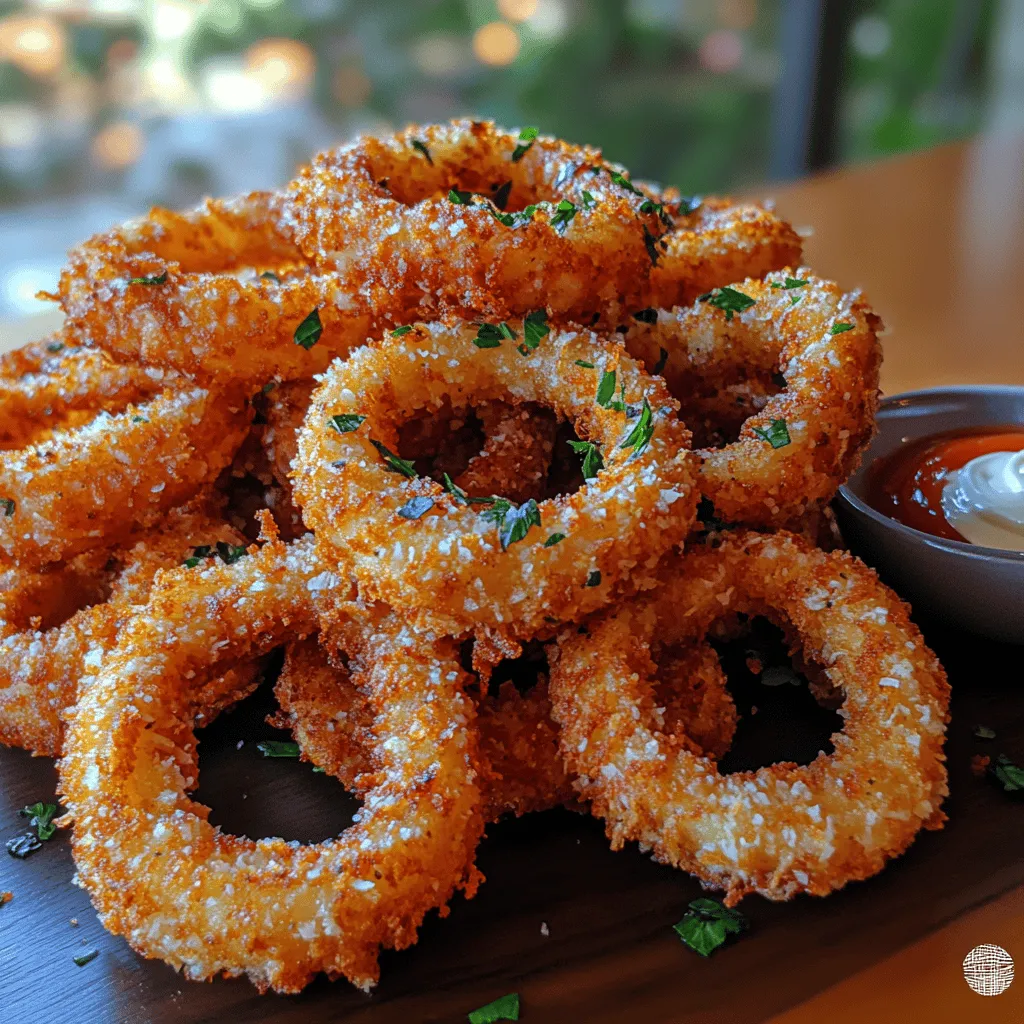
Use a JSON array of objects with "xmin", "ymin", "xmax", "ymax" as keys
[
  {"xmin": 58, "ymin": 192, "xmax": 371, "ymax": 383},
  {"xmin": 0, "ymin": 503, "xmax": 261, "ymax": 756},
  {"xmin": 283, "ymin": 120, "xmax": 671, "ymax": 324},
  {"xmin": 294, "ymin": 320, "xmax": 697, "ymax": 639},
  {"xmin": 59, "ymin": 534, "xmax": 485, "ymax": 993},
  {"xmin": 550, "ymin": 531, "xmax": 950, "ymax": 905},
  {"xmin": 0, "ymin": 368, "xmax": 250, "ymax": 567},
  {"xmin": 625, "ymin": 270, "xmax": 882, "ymax": 527},
  {"xmin": 272, "ymin": 637, "xmax": 575, "ymax": 821}
]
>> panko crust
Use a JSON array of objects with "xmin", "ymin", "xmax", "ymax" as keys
[{"xmin": 550, "ymin": 531, "xmax": 950, "ymax": 905}]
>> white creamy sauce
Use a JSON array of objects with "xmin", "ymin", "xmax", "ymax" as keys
[{"xmin": 941, "ymin": 449, "xmax": 1024, "ymax": 551}]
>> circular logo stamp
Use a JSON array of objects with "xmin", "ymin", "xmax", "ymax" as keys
[{"xmin": 962, "ymin": 943, "xmax": 1014, "ymax": 997}]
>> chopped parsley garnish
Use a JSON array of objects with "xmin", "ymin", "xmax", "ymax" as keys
[
  {"xmin": 550, "ymin": 199, "xmax": 578, "ymax": 231},
  {"xmin": 468, "ymin": 991, "xmax": 520, "ymax": 1023},
  {"xmin": 127, "ymin": 272, "xmax": 167, "ymax": 286},
  {"xmin": 183, "ymin": 545, "xmax": 212, "ymax": 568},
  {"xmin": 73, "ymin": 949, "xmax": 100, "ymax": 967},
  {"xmin": 448, "ymin": 188, "xmax": 473, "ymax": 205},
  {"xmin": 574, "ymin": 359, "xmax": 595, "ymax": 369},
  {"xmin": 752, "ymin": 418, "xmax": 791, "ymax": 449},
  {"xmin": 639, "ymin": 197, "xmax": 673, "ymax": 227},
  {"xmin": 771, "ymin": 277, "xmax": 807, "ymax": 290},
  {"xmin": 522, "ymin": 309, "xmax": 550, "ymax": 352},
  {"xmin": 329, "ymin": 413, "xmax": 366, "ymax": 434},
  {"xmin": 397, "ymin": 496, "xmax": 434, "ymax": 520},
  {"xmin": 390, "ymin": 325, "xmax": 413, "ymax": 337},
  {"xmin": 975, "ymin": 725, "xmax": 996, "ymax": 740},
  {"xmin": 259, "ymin": 270, "xmax": 280, "ymax": 283},
  {"xmin": 257, "ymin": 740, "xmax": 301, "ymax": 759},
  {"xmin": 581, "ymin": 190, "xmax": 597, "ymax": 209},
  {"xmin": 568, "ymin": 439, "xmax": 603, "ymax": 480},
  {"xmin": 830, "ymin": 322, "xmax": 854, "ymax": 335},
  {"xmin": 370, "ymin": 440, "xmax": 417, "ymax": 478},
  {"xmin": 585, "ymin": 569, "xmax": 601, "ymax": 587},
  {"xmin": 1, "ymin": 498, "xmax": 15, "ymax": 517},
  {"xmin": 989, "ymin": 754, "xmax": 1024, "ymax": 793},
  {"xmin": 511, "ymin": 126, "xmax": 538, "ymax": 162},
  {"xmin": 632, "ymin": 308, "xmax": 658, "ymax": 324},
  {"xmin": 131, "ymin": 415, "xmax": 148, "ymax": 423},
  {"xmin": 46, "ymin": 341, "xmax": 64, "ymax": 354},
  {"xmin": 6, "ymin": 833, "xmax": 42, "ymax": 859},
  {"xmin": 543, "ymin": 533, "xmax": 566, "ymax": 547},
  {"xmin": 698, "ymin": 286, "xmax": 756, "ymax": 321},
  {"xmin": 481, "ymin": 498, "xmax": 542, "ymax": 550},
  {"xmin": 678, "ymin": 195, "xmax": 702, "ymax": 215},
  {"xmin": 596, "ymin": 369, "xmax": 618, "ymax": 408},
  {"xmin": 490, "ymin": 203, "xmax": 537, "ymax": 228},
  {"xmin": 673, "ymin": 898, "xmax": 748, "ymax": 956},
  {"xmin": 474, "ymin": 321, "xmax": 517, "ymax": 348},
  {"xmin": 410, "ymin": 138, "xmax": 433, "ymax": 165},
  {"xmin": 442, "ymin": 473, "xmax": 497, "ymax": 506},
  {"xmin": 652, "ymin": 347, "xmax": 669, "ymax": 376},
  {"xmin": 608, "ymin": 169, "xmax": 643, "ymax": 196},
  {"xmin": 294, "ymin": 307, "xmax": 323, "ymax": 350},
  {"xmin": 20, "ymin": 802, "xmax": 60, "ymax": 841},
  {"xmin": 620, "ymin": 397, "xmax": 654, "ymax": 455},
  {"xmin": 492, "ymin": 180, "xmax": 512, "ymax": 211},
  {"xmin": 642, "ymin": 225, "xmax": 659, "ymax": 265},
  {"xmin": 215, "ymin": 541, "xmax": 247, "ymax": 565}
]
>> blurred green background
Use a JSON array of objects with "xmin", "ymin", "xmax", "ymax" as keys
[{"xmin": 0, "ymin": 0, "xmax": 1014, "ymax": 318}]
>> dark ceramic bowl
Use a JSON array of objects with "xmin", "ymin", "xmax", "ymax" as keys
[{"xmin": 834, "ymin": 386, "xmax": 1024, "ymax": 644}]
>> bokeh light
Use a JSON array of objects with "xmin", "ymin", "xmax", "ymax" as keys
[
  {"xmin": 473, "ymin": 21, "xmax": 520, "ymax": 67},
  {"xmin": 497, "ymin": 0, "xmax": 538, "ymax": 23},
  {"xmin": 716, "ymin": 0, "xmax": 757, "ymax": 32},
  {"xmin": 0, "ymin": 14, "xmax": 66, "ymax": 78},
  {"xmin": 332, "ymin": 65, "xmax": 372, "ymax": 108},
  {"xmin": 699, "ymin": 30, "xmax": 744, "ymax": 74},
  {"xmin": 245, "ymin": 38, "xmax": 316, "ymax": 102},
  {"xmin": 90, "ymin": 120, "xmax": 145, "ymax": 170}
]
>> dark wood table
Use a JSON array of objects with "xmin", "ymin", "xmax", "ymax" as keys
[{"xmin": 2, "ymin": 135, "xmax": 1023, "ymax": 1024}]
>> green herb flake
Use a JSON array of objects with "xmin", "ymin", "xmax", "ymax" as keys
[
  {"xmin": 370, "ymin": 440, "xmax": 417, "ymax": 479},
  {"xmin": 585, "ymin": 569, "xmax": 602, "ymax": 587},
  {"xmin": 1, "ymin": 498, "xmax": 15, "ymax": 517},
  {"xmin": 468, "ymin": 991, "xmax": 520, "ymax": 1023},
  {"xmin": 522, "ymin": 309, "xmax": 550, "ymax": 352},
  {"xmin": 678, "ymin": 195, "xmax": 702, "ymax": 215},
  {"xmin": 390, "ymin": 325, "xmax": 413, "ymax": 337},
  {"xmin": 20, "ymin": 802, "xmax": 60, "ymax": 842},
  {"xmin": 632, "ymin": 308, "xmax": 658, "ymax": 324},
  {"xmin": 620, "ymin": 398, "xmax": 654, "ymax": 455},
  {"xmin": 131, "ymin": 415, "xmax": 148, "ymax": 423},
  {"xmin": 752, "ymin": 418, "xmax": 791, "ymax": 449},
  {"xmin": 329, "ymin": 413, "xmax": 366, "ymax": 434},
  {"xmin": 482, "ymin": 498, "xmax": 542, "ymax": 550},
  {"xmin": 492, "ymin": 180, "xmax": 512, "ymax": 211},
  {"xmin": 673, "ymin": 897, "xmax": 748, "ymax": 957},
  {"xmin": 698, "ymin": 286, "xmax": 756, "ymax": 321},
  {"xmin": 989, "ymin": 754, "xmax": 1024, "ymax": 793},
  {"xmin": 410, "ymin": 138, "xmax": 433, "ymax": 165},
  {"xmin": 46, "ymin": 341, "xmax": 65, "ymax": 354},
  {"xmin": 257, "ymin": 740, "xmax": 301, "ymax": 759},
  {"xmin": 183, "ymin": 544, "xmax": 212, "ymax": 569},
  {"xmin": 568, "ymin": 439, "xmax": 603, "ymax": 480},
  {"xmin": 294, "ymin": 307, "xmax": 323, "ymax": 350},
  {"xmin": 574, "ymin": 359, "xmax": 595, "ymax": 369},
  {"xmin": 550, "ymin": 199, "xmax": 578, "ymax": 231},
  {"xmin": 596, "ymin": 369, "xmax": 617, "ymax": 408},
  {"xmin": 638, "ymin": 197, "xmax": 673, "ymax": 226},
  {"xmin": 511, "ymin": 126, "xmax": 539, "ymax": 162},
  {"xmin": 975, "ymin": 725, "xmax": 996, "ymax": 740},
  {"xmin": 770, "ymin": 277, "xmax": 807, "ymax": 291},
  {"xmin": 608, "ymin": 169, "xmax": 643, "ymax": 196},
  {"xmin": 259, "ymin": 270, "xmax": 280, "ymax": 283},
  {"xmin": 830, "ymin": 322, "xmax": 855, "ymax": 335},
  {"xmin": 127, "ymin": 272, "xmax": 167, "ymax": 286},
  {"xmin": 216, "ymin": 541, "xmax": 247, "ymax": 565},
  {"xmin": 543, "ymin": 533, "xmax": 566, "ymax": 547},
  {"xmin": 72, "ymin": 949, "xmax": 100, "ymax": 968},
  {"xmin": 448, "ymin": 188, "xmax": 473, "ymax": 205},
  {"xmin": 652, "ymin": 347, "xmax": 669, "ymax": 376},
  {"xmin": 397, "ymin": 496, "xmax": 434, "ymax": 520},
  {"xmin": 642, "ymin": 225, "xmax": 659, "ymax": 265},
  {"xmin": 474, "ymin": 322, "xmax": 517, "ymax": 348},
  {"xmin": 581, "ymin": 190, "xmax": 597, "ymax": 209}
]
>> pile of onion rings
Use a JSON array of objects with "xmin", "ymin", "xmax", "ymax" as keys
[{"xmin": 0, "ymin": 119, "xmax": 951, "ymax": 996}]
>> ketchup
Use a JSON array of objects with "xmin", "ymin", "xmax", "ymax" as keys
[{"xmin": 864, "ymin": 427, "xmax": 1024, "ymax": 542}]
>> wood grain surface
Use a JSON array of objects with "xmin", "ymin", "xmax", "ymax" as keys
[{"xmin": 2, "ymin": 135, "xmax": 1023, "ymax": 1024}]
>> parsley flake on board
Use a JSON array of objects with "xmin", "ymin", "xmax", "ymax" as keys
[
  {"xmin": 698, "ymin": 286, "xmax": 756, "ymax": 321},
  {"xmin": 20, "ymin": 802, "xmax": 60, "ymax": 841},
  {"xmin": 511, "ymin": 126, "xmax": 538, "ymax": 162},
  {"xmin": 632, "ymin": 308, "xmax": 658, "ymax": 324},
  {"xmin": 73, "ymin": 950, "xmax": 100, "ymax": 968},
  {"xmin": 620, "ymin": 398, "xmax": 654, "ymax": 455},
  {"xmin": 975, "ymin": 725, "xmax": 996, "ymax": 740},
  {"xmin": 652, "ymin": 347, "xmax": 669, "ymax": 376},
  {"xmin": 989, "ymin": 754, "xmax": 1024, "ymax": 793},
  {"xmin": 257, "ymin": 740, "xmax": 301, "ymax": 759},
  {"xmin": 771, "ymin": 277, "xmax": 808, "ymax": 290},
  {"xmin": 830, "ymin": 322, "xmax": 855, "ymax": 335},
  {"xmin": 585, "ymin": 569, "xmax": 602, "ymax": 587},
  {"xmin": 410, "ymin": 139, "xmax": 433, "ymax": 165},
  {"xmin": 673, "ymin": 898, "xmax": 748, "ymax": 956},
  {"xmin": 329, "ymin": 413, "xmax": 366, "ymax": 434},
  {"xmin": 550, "ymin": 199, "xmax": 578, "ymax": 231},
  {"xmin": 492, "ymin": 180, "xmax": 513, "ymax": 211},
  {"xmin": 543, "ymin": 533, "xmax": 566, "ymax": 547},
  {"xmin": 752, "ymin": 418, "xmax": 791, "ymax": 449},
  {"xmin": 397, "ymin": 496, "xmax": 434, "ymax": 520},
  {"xmin": 448, "ymin": 188, "xmax": 473, "ymax": 205},
  {"xmin": 596, "ymin": 369, "xmax": 617, "ymax": 408},
  {"xmin": 390, "ymin": 325, "xmax": 413, "ymax": 337},
  {"xmin": 293, "ymin": 307, "xmax": 323, "ymax": 350},
  {"xmin": 468, "ymin": 991, "xmax": 520, "ymax": 1023},
  {"xmin": 568, "ymin": 439, "xmax": 603, "ymax": 480},
  {"xmin": 1, "ymin": 498, "xmax": 14, "ymax": 516},
  {"xmin": 127, "ymin": 272, "xmax": 167, "ymax": 286},
  {"xmin": 370, "ymin": 440, "xmax": 417, "ymax": 478},
  {"xmin": 522, "ymin": 309, "xmax": 550, "ymax": 351},
  {"xmin": 481, "ymin": 498, "xmax": 542, "ymax": 550}
]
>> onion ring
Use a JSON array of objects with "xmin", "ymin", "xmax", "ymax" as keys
[
  {"xmin": 0, "ymin": 501, "xmax": 261, "ymax": 756},
  {"xmin": 624, "ymin": 269, "xmax": 882, "ymax": 527},
  {"xmin": 294, "ymin": 319, "xmax": 697, "ymax": 639},
  {"xmin": 550, "ymin": 531, "xmax": 950, "ymax": 904},
  {"xmin": 283, "ymin": 120, "xmax": 671, "ymax": 324},
  {"xmin": 59, "ymin": 533, "xmax": 486, "ymax": 993}
]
